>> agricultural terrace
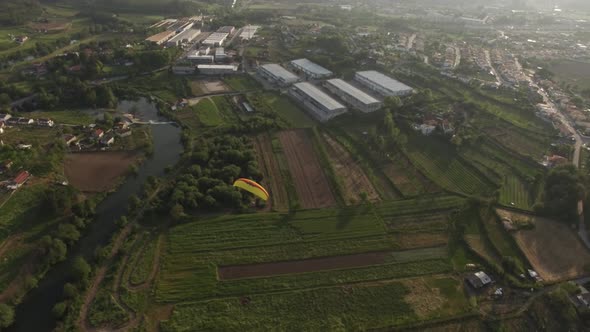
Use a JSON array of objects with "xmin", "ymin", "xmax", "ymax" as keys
[
  {"xmin": 153, "ymin": 195, "xmax": 470, "ymax": 330},
  {"xmin": 252, "ymin": 134, "xmax": 289, "ymax": 211},
  {"xmin": 405, "ymin": 133, "xmax": 496, "ymax": 196}
]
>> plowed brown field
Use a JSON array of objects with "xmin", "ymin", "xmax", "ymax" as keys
[
  {"xmin": 322, "ymin": 134, "xmax": 380, "ymax": 203},
  {"xmin": 65, "ymin": 152, "xmax": 138, "ymax": 192},
  {"xmin": 278, "ymin": 130, "xmax": 335, "ymax": 209}
]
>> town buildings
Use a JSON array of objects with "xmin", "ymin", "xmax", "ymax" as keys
[
  {"xmin": 166, "ymin": 29, "xmax": 201, "ymax": 47},
  {"xmin": 202, "ymin": 32, "xmax": 229, "ymax": 46},
  {"xmin": 145, "ymin": 30, "xmax": 176, "ymax": 45},
  {"xmin": 197, "ymin": 64, "xmax": 239, "ymax": 75}
]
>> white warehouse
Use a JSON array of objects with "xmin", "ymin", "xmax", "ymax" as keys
[
  {"xmin": 166, "ymin": 29, "xmax": 201, "ymax": 47},
  {"xmin": 354, "ymin": 71, "xmax": 413, "ymax": 97},
  {"xmin": 324, "ymin": 79, "xmax": 382, "ymax": 113},
  {"xmin": 257, "ymin": 64, "xmax": 300, "ymax": 87},
  {"xmin": 290, "ymin": 58, "xmax": 333, "ymax": 79},
  {"xmin": 197, "ymin": 64, "xmax": 239, "ymax": 75},
  {"xmin": 202, "ymin": 32, "xmax": 229, "ymax": 46},
  {"xmin": 289, "ymin": 82, "xmax": 347, "ymax": 122}
]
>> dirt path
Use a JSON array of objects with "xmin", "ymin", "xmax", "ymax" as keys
[
  {"xmin": 127, "ymin": 235, "xmax": 163, "ymax": 291},
  {"xmin": 278, "ymin": 130, "xmax": 336, "ymax": 209},
  {"xmin": 77, "ymin": 225, "xmax": 134, "ymax": 332}
]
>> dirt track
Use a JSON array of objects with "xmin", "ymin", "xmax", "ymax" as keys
[
  {"xmin": 278, "ymin": 130, "xmax": 335, "ymax": 209},
  {"xmin": 322, "ymin": 134, "xmax": 380, "ymax": 203},
  {"xmin": 65, "ymin": 152, "xmax": 139, "ymax": 192},
  {"xmin": 218, "ymin": 251, "xmax": 389, "ymax": 280},
  {"xmin": 512, "ymin": 214, "xmax": 590, "ymax": 282},
  {"xmin": 253, "ymin": 135, "xmax": 289, "ymax": 211}
]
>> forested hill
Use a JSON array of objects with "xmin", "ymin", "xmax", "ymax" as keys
[
  {"xmin": 0, "ymin": 0, "xmax": 43, "ymax": 25},
  {"xmin": 55, "ymin": 0, "xmax": 226, "ymax": 15}
]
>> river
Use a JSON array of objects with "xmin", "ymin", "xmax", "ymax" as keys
[{"xmin": 8, "ymin": 98, "xmax": 183, "ymax": 332}]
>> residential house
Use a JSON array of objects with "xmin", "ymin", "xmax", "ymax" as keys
[
  {"xmin": 15, "ymin": 36, "xmax": 29, "ymax": 44},
  {"xmin": 16, "ymin": 118, "xmax": 34, "ymax": 125},
  {"xmin": 0, "ymin": 160, "xmax": 13, "ymax": 174},
  {"xmin": 465, "ymin": 271, "xmax": 492, "ymax": 289},
  {"xmin": 64, "ymin": 134, "xmax": 78, "ymax": 146},
  {"xmin": 93, "ymin": 129, "xmax": 104, "ymax": 139},
  {"xmin": 0, "ymin": 114, "xmax": 11, "ymax": 122},
  {"xmin": 17, "ymin": 144, "xmax": 32, "ymax": 150},
  {"xmin": 100, "ymin": 135, "xmax": 115, "ymax": 146},
  {"xmin": 67, "ymin": 64, "xmax": 82, "ymax": 73},
  {"xmin": 36, "ymin": 118, "xmax": 54, "ymax": 127},
  {"xmin": 114, "ymin": 122, "xmax": 129, "ymax": 130},
  {"xmin": 8, "ymin": 171, "xmax": 30, "ymax": 190},
  {"xmin": 116, "ymin": 128, "xmax": 132, "ymax": 138}
]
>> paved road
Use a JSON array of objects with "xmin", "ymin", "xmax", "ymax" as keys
[{"xmin": 484, "ymin": 49, "xmax": 503, "ymax": 86}]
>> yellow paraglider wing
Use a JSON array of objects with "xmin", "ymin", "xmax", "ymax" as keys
[{"xmin": 233, "ymin": 178, "xmax": 269, "ymax": 201}]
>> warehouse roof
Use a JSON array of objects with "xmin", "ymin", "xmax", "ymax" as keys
[
  {"xmin": 260, "ymin": 64, "xmax": 299, "ymax": 81},
  {"xmin": 326, "ymin": 79, "xmax": 380, "ymax": 105},
  {"xmin": 146, "ymin": 30, "xmax": 174, "ymax": 43},
  {"xmin": 356, "ymin": 71, "xmax": 412, "ymax": 93},
  {"xmin": 293, "ymin": 82, "xmax": 344, "ymax": 111},
  {"xmin": 198, "ymin": 64, "xmax": 238, "ymax": 70},
  {"xmin": 168, "ymin": 28, "xmax": 201, "ymax": 43},
  {"xmin": 291, "ymin": 58, "xmax": 332, "ymax": 76}
]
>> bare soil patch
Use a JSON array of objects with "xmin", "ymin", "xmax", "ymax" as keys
[
  {"xmin": 253, "ymin": 134, "xmax": 289, "ymax": 211},
  {"xmin": 30, "ymin": 21, "xmax": 71, "ymax": 32},
  {"xmin": 278, "ymin": 130, "xmax": 336, "ymax": 209},
  {"xmin": 403, "ymin": 278, "xmax": 445, "ymax": 318},
  {"xmin": 322, "ymin": 134, "xmax": 380, "ymax": 204},
  {"xmin": 192, "ymin": 79, "xmax": 229, "ymax": 95},
  {"xmin": 397, "ymin": 233, "xmax": 448, "ymax": 249},
  {"xmin": 65, "ymin": 152, "xmax": 139, "ymax": 192},
  {"xmin": 510, "ymin": 211, "xmax": 590, "ymax": 282},
  {"xmin": 218, "ymin": 251, "xmax": 389, "ymax": 280},
  {"xmin": 465, "ymin": 234, "xmax": 501, "ymax": 264}
]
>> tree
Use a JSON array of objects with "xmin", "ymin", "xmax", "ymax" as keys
[
  {"xmin": 56, "ymin": 223, "xmax": 81, "ymax": 246},
  {"xmin": 52, "ymin": 302, "xmax": 67, "ymax": 318},
  {"xmin": 71, "ymin": 256, "xmax": 91, "ymax": 282},
  {"xmin": 541, "ymin": 165, "xmax": 584, "ymax": 224},
  {"xmin": 171, "ymin": 203, "xmax": 185, "ymax": 220},
  {"xmin": 0, "ymin": 303, "xmax": 14, "ymax": 328},
  {"xmin": 384, "ymin": 96, "xmax": 402, "ymax": 110},
  {"xmin": 63, "ymin": 283, "xmax": 78, "ymax": 299}
]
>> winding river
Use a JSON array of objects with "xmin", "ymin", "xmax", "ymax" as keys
[{"xmin": 8, "ymin": 98, "xmax": 183, "ymax": 332}]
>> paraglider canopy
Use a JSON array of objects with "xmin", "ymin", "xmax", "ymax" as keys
[{"xmin": 233, "ymin": 178, "xmax": 269, "ymax": 201}]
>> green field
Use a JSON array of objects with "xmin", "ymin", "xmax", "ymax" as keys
[
  {"xmin": 548, "ymin": 59, "xmax": 590, "ymax": 91},
  {"xmin": 223, "ymin": 75, "xmax": 262, "ymax": 91},
  {"xmin": 192, "ymin": 98, "xmax": 223, "ymax": 127},
  {"xmin": 260, "ymin": 92, "xmax": 315, "ymax": 128}
]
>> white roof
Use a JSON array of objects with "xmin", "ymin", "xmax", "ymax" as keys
[
  {"xmin": 293, "ymin": 82, "xmax": 345, "ymax": 111},
  {"xmin": 356, "ymin": 70, "xmax": 413, "ymax": 93},
  {"xmin": 291, "ymin": 58, "xmax": 332, "ymax": 76},
  {"xmin": 326, "ymin": 79, "xmax": 380, "ymax": 105},
  {"xmin": 198, "ymin": 64, "xmax": 237, "ymax": 70},
  {"xmin": 260, "ymin": 64, "xmax": 299, "ymax": 81},
  {"xmin": 203, "ymin": 32, "xmax": 228, "ymax": 43},
  {"xmin": 475, "ymin": 271, "xmax": 492, "ymax": 284},
  {"xmin": 168, "ymin": 29, "xmax": 201, "ymax": 43}
]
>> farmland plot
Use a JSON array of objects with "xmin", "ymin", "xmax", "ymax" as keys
[
  {"xmin": 278, "ymin": 130, "xmax": 336, "ymax": 209},
  {"xmin": 322, "ymin": 134, "xmax": 380, "ymax": 203},
  {"xmin": 253, "ymin": 134, "xmax": 289, "ymax": 210}
]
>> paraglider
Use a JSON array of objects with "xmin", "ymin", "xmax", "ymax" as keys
[{"xmin": 233, "ymin": 178, "xmax": 269, "ymax": 201}]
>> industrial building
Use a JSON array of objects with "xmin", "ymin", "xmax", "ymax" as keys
[
  {"xmin": 240, "ymin": 25, "xmax": 260, "ymax": 40},
  {"xmin": 257, "ymin": 64, "xmax": 300, "ymax": 87},
  {"xmin": 186, "ymin": 53, "xmax": 214, "ymax": 64},
  {"xmin": 146, "ymin": 30, "xmax": 176, "ymax": 45},
  {"xmin": 290, "ymin": 58, "xmax": 333, "ymax": 79},
  {"xmin": 288, "ymin": 82, "xmax": 347, "ymax": 122},
  {"xmin": 217, "ymin": 26, "xmax": 236, "ymax": 34},
  {"xmin": 166, "ymin": 29, "xmax": 201, "ymax": 47},
  {"xmin": 465, "ymin": 271, "xmax": 492, "ymax": 289},
  {"xmin": 172, "ymin": 65, "xmax": 195, "ymax": 75},
  {"xmin": 197, "ymin": 64, "xmax": 239, "ymax": 75},
  {"xmin": 215, "ymin": 47, "xmax": 227, "ymax": 61},
  {"xmin": 354, "ymin": 70, "xmax": 413, "ymax": 97},
  {"xmin": 202, "ymin": 32, "xmax": 229, "ymax": 46},
  {"xmin": 324, "ymin": 79, "xmax": 382, "ymax": 113}
]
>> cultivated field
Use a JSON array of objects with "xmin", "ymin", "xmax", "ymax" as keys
[
  {"xmin": 252, "ymin": 134, "xmax": 289, "ymax": 210},
  {"xmin": 155, "ymin": 195, "xmax": 468, "ymax": 330},
  {"xmin": 278, "ymin": 130, "xmax": 336, "ymax": 209},
  {"xmin": 64, "ymin": 152, "xmax": 139, "ymax": 192},
  {"xmin": 322, "ymin": 134, "xmax": 380, "ymax": 203},
  {"xmin": 512, "ymin": 212, "xmax": 590, "ymax": 282},
  {"xmin": 30, "ymin": 21, "xmax": 71, "ymax": 32}
]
